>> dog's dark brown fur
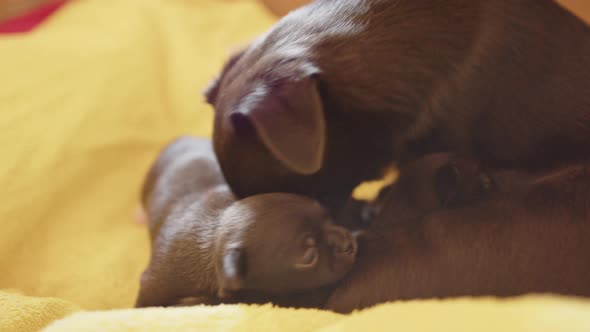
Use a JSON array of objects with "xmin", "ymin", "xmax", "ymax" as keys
[
  {"xmin": 324, "ymin": 153, "xmax": 590, "ymax": 313},
  {"xmin": 135, "ymin": 136, "xmax": 358, "ymax": 308},
  {"xmin": 206, "ymin": 0, "xmax": 590, "ymax": 210}
]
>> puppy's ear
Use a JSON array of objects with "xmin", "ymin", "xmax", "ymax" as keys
[
  {"xmin": 434, "ymin": 163, "xmax": 460, "ymax": 207},
  {"xmin": 204, "ymin": 49, "xmax": 247, "ymax": 105},
  {"xmin": 204, "ymin": 77, "xmax": 221, "ymax": 105},
  {"xmin": 294, "ymin": 246, "xmax": 319, "ymax": 270},
  {"xmin": 231, "ymin": 70, "xmax": 326, "ymax": 175},
  {"xmin": 217, "ymin": 248, "xmax": 248, "ymax": 299}
]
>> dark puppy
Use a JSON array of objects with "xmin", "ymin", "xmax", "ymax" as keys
[
  {"xmin": 135, "ymin": 136, "xmax": 357, "ymax": 308},
  {"xmin": 324, "ymin": 154, "xmax": 590, "ymax": 313},
  {"xmin": 206, "ymin": 0, "xmax": 590, "ymax": 209}
]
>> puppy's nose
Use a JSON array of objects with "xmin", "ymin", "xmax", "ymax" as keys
[{"xmin": 324, "ymin": 224, "xmax": 358, "ymax": 258}]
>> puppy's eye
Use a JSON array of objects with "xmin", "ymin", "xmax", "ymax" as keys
[{"xmin": 294, "ymin": 247, "xmax": 319, "ymax": 270}]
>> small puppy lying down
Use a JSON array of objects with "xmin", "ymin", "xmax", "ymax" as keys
[
  {"xmin": 135, "ymin": 136, "xmax": 357, "ymax": 308},
  {"xmin": 325, "ymin": 153, "xmax": 590, "ymax": 313}
]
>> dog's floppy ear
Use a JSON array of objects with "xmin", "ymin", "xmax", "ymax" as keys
[
  {"xmin": 204, "ymin": 48, "xmax": 247, "ymax": 105},
  {"xmin": 231, "ymin": 70, "xmax": 326, "ymax": 175},
  {"xmin": 217, "ymin": 248, "xmax": 248, "ymax": 299}
]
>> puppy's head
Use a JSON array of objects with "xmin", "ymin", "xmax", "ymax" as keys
[
  {"xmin": 370, "ymin": 153, "xmax": 495, "ymax": 222},
  {"xmin": 214, "ymin": 193, "xmax": 358, "ymax": 298},
  {"xmin": 205, "ymin": 40, "xmax": 327, "ymax": 191},
  {"xmin": 205, "ymin": 32, "xmax": 397, "ymax": 213}
]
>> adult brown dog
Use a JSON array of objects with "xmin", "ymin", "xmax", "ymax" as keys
[
  {"xmin": 205, "ymin": 0, "xmax": 590, "ymax": 209},
  {"xmin": 323, "ymin": 153, "xmax": 590, "ymax": 313}
]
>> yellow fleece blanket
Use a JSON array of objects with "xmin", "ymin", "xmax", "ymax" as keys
[{"xmin": 0, "ymin": 0, "xmax": 589, "ymax": 331}]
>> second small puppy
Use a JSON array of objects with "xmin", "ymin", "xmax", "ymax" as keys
[
  {"xmin": 135, "ymin": 136, "xmax": 357, "ymax": 308},
  {"xmin": 325, "ymin": 154, "xmax": 590, "ymax": 313}
]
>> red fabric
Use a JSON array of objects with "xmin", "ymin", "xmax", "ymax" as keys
[{"xmin": 0, "ymin": 1, "xmax": 67, "ymax": 34}]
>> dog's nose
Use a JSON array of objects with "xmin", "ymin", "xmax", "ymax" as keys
[{"xmin": 324, "ymin": 224, "xmax": 358, "ymax": 258}]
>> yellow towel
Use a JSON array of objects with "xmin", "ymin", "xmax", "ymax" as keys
[
  {"xmin": 1, "ymin": 0, "xmax": 590, "ymax": 331},
  {"xmin": 0, "ymin": 291, "xmax": 78, "ymax": 332},
  {"xmin": 40, "ymin": 295, "xmax": 590, "ymax": 332}
]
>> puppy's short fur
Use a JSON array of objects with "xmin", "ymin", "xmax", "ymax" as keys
[
  {"xmin": 324, "ymin": 153, "xmax": 590, "ymax": 313},
  {"xmin": 135, "ymin": 137, "xmax": 357, "ymax": 308},
  {"xmin": 206, "ymin": 0, "xmax": 590, "ymax": 209}
]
